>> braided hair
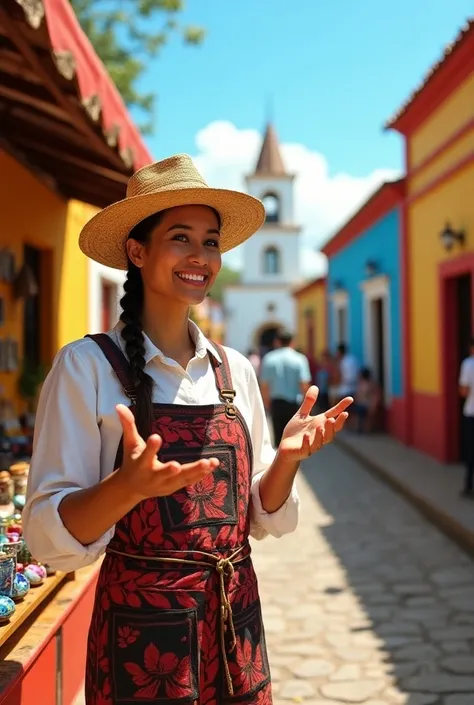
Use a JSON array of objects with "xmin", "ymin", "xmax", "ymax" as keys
[{"xmin": 120, "ymin": 211, "xmax": 164, "ymax": 439}]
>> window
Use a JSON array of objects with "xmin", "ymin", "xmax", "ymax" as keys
[
  {"xmin": 262, "ymin": 193, "xmax": 280, "ymax": 223},
  {"xmin": 263, "ymin": 246, "xmax": 280, "ymax": 274},
  {"xmin": 331, "ymin": 290, "xmax": 349, "ymax": 346},
  {"xmin": 101, "ymin": 279, "xmax": 119, "ymax": 332}
]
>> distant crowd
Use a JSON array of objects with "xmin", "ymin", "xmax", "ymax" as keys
[{"xmin": 247, "ymin": 333, "xmax": 383, "ymax": 445}]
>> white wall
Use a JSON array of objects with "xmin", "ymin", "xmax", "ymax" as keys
[
  {"xmin": 223, "ymin": 286, "xmax": 296, "ymax": 353},
  {"xmin": 242, "ymin": 229, "xmax": 301, "ymax": 286},
  {"xmin": 88, "ymin": 259, "xmax": 126, "ymax": 333}
]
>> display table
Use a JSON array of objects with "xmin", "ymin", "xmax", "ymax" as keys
[{"xmin": 0, "ymin": 563, "xmax": 100, "ymax": 705}]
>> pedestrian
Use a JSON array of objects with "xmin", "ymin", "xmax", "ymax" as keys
[
  {"xmin": 22, "ymin": 155, "xmax": 353, "ymax": 705},
  {"xmin": 352, "ymin": 367, "xmax": 381, "ymax": 434},
  {"xmin": 259, "ymin": 329, "xmax": 313, "ymax": 446},
  {"xmin": 336, "ymin": 342, "xmax": 359, "ymax": 400},
  {"xmin": 459, "ymin": 336, "xmax": 474, "ymax": 498}
]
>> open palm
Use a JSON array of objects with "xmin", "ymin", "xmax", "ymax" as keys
[{"xmin": 279, "ymin": 386, "xmax": 353, "ymax": 462}]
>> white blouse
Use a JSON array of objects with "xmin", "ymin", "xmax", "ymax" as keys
[{"xmin": 23, "ymin": 322, "xmax": 300, "ymax": 572}]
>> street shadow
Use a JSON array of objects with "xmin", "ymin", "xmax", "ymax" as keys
[{"xmin": 300, "ymin": 443, "xmax": 474, "ymax": 704}]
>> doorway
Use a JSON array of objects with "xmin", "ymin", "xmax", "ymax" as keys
[
  {"xmin": 258, "ymin": 325, "xmax": 281, "ymax": 356},
  {"xmin": 442, "ymin": 263, "xmax": 474, "ymax": 462},
  {"xmin": 455, "ymin": 273, "xmax": 472, "ymax": 460},
  {"xmin": 370, "ymin": 297, "xmax": 386, "ymax": 394}
]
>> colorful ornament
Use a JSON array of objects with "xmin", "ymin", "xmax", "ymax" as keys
[
  {"xmin": 0, "ymin": 554, "xmax": 14, "ymax": 597},
  {"xmin": 23, "ymin": 565, "xmax": 43, "ymax": 586},
  {"xmin": 0, "ymin": 595, "xmax": 15, "ymax": 622},
  {"xmin": 11, "ymin": 572, "xmax": 29, "ymax": 601}
]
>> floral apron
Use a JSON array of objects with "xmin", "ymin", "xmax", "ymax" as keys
[{"xmin": 85, "ymin": 334, "xmax": 272, "ymax": 705}]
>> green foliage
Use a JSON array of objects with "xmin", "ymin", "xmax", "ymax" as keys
[
  {"xmin": 18, "ymin": 360, "xmax": 47, "ymax": 402},
  {"xmin": 70, "ymin": 0, "xmax": 206, "ymax": 133},
  {"xmin": 209, "ymin": 265, "xmax": 240, "ymax": 303}
]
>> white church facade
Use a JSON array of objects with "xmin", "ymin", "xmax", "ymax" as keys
[{"xmin": 224, "ymin": 123, "xmax": 303, "ymax": 354}]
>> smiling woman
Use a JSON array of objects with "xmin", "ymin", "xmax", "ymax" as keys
[{"xmin": 22, "ymin": 154, "xmax": 352, "ymax": 705}]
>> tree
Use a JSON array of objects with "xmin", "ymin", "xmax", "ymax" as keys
[
  {"xmin": 71, "ymin": 0, "xmax": 205, "ymax": 132},
  {"xmin": 209, "ymin": 265, "xmax": 240, "ymax": 303}
]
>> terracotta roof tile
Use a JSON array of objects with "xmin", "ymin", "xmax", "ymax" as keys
[{"xmin": 385, "ymin": 18, "xmax": 474, "ymax": 130}]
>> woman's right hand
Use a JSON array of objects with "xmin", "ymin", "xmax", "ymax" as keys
[{"xmin": 116, "ymin": 404, "xmax": 219, "ymax": 501}]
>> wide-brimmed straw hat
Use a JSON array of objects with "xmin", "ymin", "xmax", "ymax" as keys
[{"xmin": 79, "ymin": 154, "xmax": 265, "ymax": 270}]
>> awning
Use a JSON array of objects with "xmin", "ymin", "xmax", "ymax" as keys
[{"xmin": 0, "ymin": 0, "xmax": 153, "ymax": 207}]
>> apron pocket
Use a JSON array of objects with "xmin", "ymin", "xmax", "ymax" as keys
[
  {"xmin": 224, "ymin": 598, "xmax": 271, "ymax": 700},
  {"xmin": 109, "ymin": 605, "xmax": 199, "ymax": 703}
]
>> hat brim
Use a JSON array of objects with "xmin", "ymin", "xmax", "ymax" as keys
[{"xmin": 79, "ymin": 187, "xmax": 265, "ymax": 269}]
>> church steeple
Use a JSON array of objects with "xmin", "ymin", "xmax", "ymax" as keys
[{"xmin": 253, "ymin": 123, "xmax": 288, "ymax": 177}]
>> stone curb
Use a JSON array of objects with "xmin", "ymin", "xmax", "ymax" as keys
[{"xmin": 335, "ymin": 437, "xmax": 474, "ymax": 559}]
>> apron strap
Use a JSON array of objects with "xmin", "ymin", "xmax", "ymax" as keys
[
  {"xmin": 208, "ymin": 342, "xmax": 237, "ymax": 419},
  {"xmin": 85, "ymin": 333, "xmax": 137, "ymax": 404}
]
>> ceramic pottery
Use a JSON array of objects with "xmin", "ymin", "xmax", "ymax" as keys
[
  {"xmin": 12, "ymin": 572, "xmax": 30, "ymax": 601},
  {"xmin": 0, "ymin": 595, "xmax": 15, "ymax": 622},
  {"xmin": 28, "ymin": 563, "xmax": 47, "ymax": 580},
  {"xmin": 13, "ymin": 495, "xmax": 25, "ymax": 511},
  {"xmin": 23, "ymin": 565, "xmax": 43, "ymax": 586},
  {"xmin": 0, "ymin": 554, "xmax": 14, "ymax": 597}
]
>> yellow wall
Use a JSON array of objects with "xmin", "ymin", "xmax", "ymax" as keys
[
  {"xmin": 406, "ymin": 73, "xmax": 474, "ymax": 396},
  {"xmin": 0, "ymin": 153, "xmax": 96, "ymax": 412},
  {"xmin": 409, "ymin": 164, "xmax": 474, "ymax": 394},
  {"xmin": 294, "ymin": 283, "xmax": 326, "ymax": 359},
  {"xmin": 0, "ymin": 151, "xmax": 68, "ymax": 409},
  {"xmin": 409, "ymin": 74, "xmax": 474, "ymax": 168},
  {"xmin": 60, "ymin": 201, "xmax": 99, "ymax": 348}
]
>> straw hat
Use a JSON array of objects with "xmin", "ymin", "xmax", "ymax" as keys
[{"xmin": 79, "ymin": 154, "xmax": 266, "ymax": 270}]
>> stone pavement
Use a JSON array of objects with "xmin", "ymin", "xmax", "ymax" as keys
[
  {"xmin": 74, "ymin": 443, "xmax": 474, "ymax": 704},
  {"xmin": 335, "ymin": 432, "xmax": 474, "ymax": 555},
  {"xmin": 252, "ymin": 443, "xmax": 474, "ymax": 705}
]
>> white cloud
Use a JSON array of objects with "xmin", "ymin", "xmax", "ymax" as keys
[{"xmin": 192, "ymin": 121, "xmax": 401, "ymax": 278}]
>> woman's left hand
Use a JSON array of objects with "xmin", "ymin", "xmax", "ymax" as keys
[{"xmin": 279, "ymin": 386, "xmax": 353, "ymax": 462}]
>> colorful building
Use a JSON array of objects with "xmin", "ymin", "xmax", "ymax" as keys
[
  {"xmin": 0, "ymin": 0, "xmax": 152, "ymax": 416},
  {"xmin": 0, "ymin": 2, "xmax": 152, "ymax": 701},
  {"xmin": 386, "ymin": 18, "xmax": 474, "ymax": 462},
  {"xmin": 321, "ymin": 180, "xmax": 405, "ymax": 436},
  {"xmin": 292, "ymin": 277, "xmax": 327, "ymax": 364}
]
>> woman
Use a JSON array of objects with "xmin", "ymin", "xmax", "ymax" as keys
[{"xmin": 23, "ymin": 155, "xmax": 352, "ymax": 704}]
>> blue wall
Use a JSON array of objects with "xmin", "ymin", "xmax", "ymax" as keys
[{"xmin": 327, "ymin": 207, "xmax": 403, "ymax": 397}]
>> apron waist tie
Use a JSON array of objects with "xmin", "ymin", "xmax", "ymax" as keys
[{"xmin": 105, "ymin": 544, "xmax": 250, "ymax": 696}]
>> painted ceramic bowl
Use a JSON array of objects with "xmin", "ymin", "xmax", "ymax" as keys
[
  {"xmin": 23, "ymin": 566, "xmax": 43, "ymax": 586},
  {"xmin": 29, "ymin": 564, "xmax": 47, "ymax": 580},
  {"xmin": 0, "ymin": 595, "xmax": 15, "ymax": 622},
  {"xmin": 12, "ymin": 572, "xmax": 30, "ymax": 601}
]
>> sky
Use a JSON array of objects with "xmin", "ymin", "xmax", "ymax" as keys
[{"xmin": 131, "ymin": 0, "xmax": 474, "ymax": 276}]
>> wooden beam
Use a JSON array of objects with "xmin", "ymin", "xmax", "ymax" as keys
[
  {"xmin": 0, "ymin": 82, "xmax": 74, "ymax": 124},
  {"xmin": 12, "ymin": 134, "xmax": 129, "ymax": 185},
  {"xmin": 0, "ymin": 6, "xmax": 126, "ymax": 171},
  {"xmin": 0, "ymin": 46, "xmax": 40, "ymax": 84}
]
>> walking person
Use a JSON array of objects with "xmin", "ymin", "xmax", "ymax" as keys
[
  {"xmin": 459, "ymin": 336, "xmax": 474, "ymax": 498},
  {"xmin": 22, "ymin": 155, "xmax": 353, "ymax": 705},
  {"xmin": 259, "ymin": 330, "xmax": 312, "ymax": 446}
]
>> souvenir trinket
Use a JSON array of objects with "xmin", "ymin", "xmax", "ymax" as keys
[
  {"xmin": 0, "ymin": 553, "xmax": 14, "ymax": 597},
  {"xmin": 0, "ymin": 595, "xmax": 15, "ymax": 623}
]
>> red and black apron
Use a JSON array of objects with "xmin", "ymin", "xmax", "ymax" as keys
[{"xmin": 84, "ymin": 334, "xmax": 273, "ymax": 705}]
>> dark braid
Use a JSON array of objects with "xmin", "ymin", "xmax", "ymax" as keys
[{"xmin": 119, "ymin": 212, "xmax": 165, "ymax": 439}]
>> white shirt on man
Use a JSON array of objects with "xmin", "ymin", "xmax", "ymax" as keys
[
  {"xmin": 459, "ymin": 355, "xmax": 474, "ymax": 417},
  {"xmin": 23, "ymin": 322, "xmax": 300, "ymax": 573}
]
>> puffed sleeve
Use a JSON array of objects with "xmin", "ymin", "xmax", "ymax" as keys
[
  {"xmin": 22, "ymin": 345, "xmax": 114, "ymax": 572},
  {"xmin": 246, "ymin": 362, "xmax": 300, "ymax": 540}
]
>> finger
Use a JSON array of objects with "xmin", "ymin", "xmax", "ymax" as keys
[
  {"xmin": 334, "ymin": 411, "xmax": 349, "ymax": 433},
  {"xmin": 116, "ymin": 404, "xmax": 144, "ymax": 449},
  {"xmin": 298, "ymin": 385, "xmax": 319, "ymax": 417},
  {"xmin": 323, "ymin": 418, "xmax": 336, "ymax": 444},
  {"xmin": 139, "ymin": 433, "xmax": 163, "ymax": 466},
  {"xmin": 325, "ymin": 396, "xmax": 354, "ymax": 419},
  {"xmin": 302, "ymin": 432, "xmax": 311, "ymax": 457},
  {"xmin": 310, "ymin": 425, "xmax": 324, "ymax": 453}
]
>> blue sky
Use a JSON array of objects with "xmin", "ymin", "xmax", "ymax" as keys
[{"xmin": 131, "ymin": 1, "xmax": 473, "ymax": 273}]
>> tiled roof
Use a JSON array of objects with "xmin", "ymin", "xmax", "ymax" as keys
[{"xmin": 385, "ymin": 18, "xmax": 474, "ymax": 130}]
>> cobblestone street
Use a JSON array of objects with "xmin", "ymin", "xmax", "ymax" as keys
[{"xmin": 251, "ymin": 443, "xmax": 474, "ymax": 705}]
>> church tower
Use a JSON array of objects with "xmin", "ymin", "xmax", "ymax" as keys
[
  {"xmin": 243, "ymin": 123, "xmax": 301, "ymax": 285},
  {"xmin": 223, "ymin": 123, "xmax": 303, "ymax": 353}
]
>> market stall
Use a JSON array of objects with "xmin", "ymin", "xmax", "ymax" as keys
[{"xmin": 0, "ymin": 0, "xmax": 152, "ymax": 701}]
